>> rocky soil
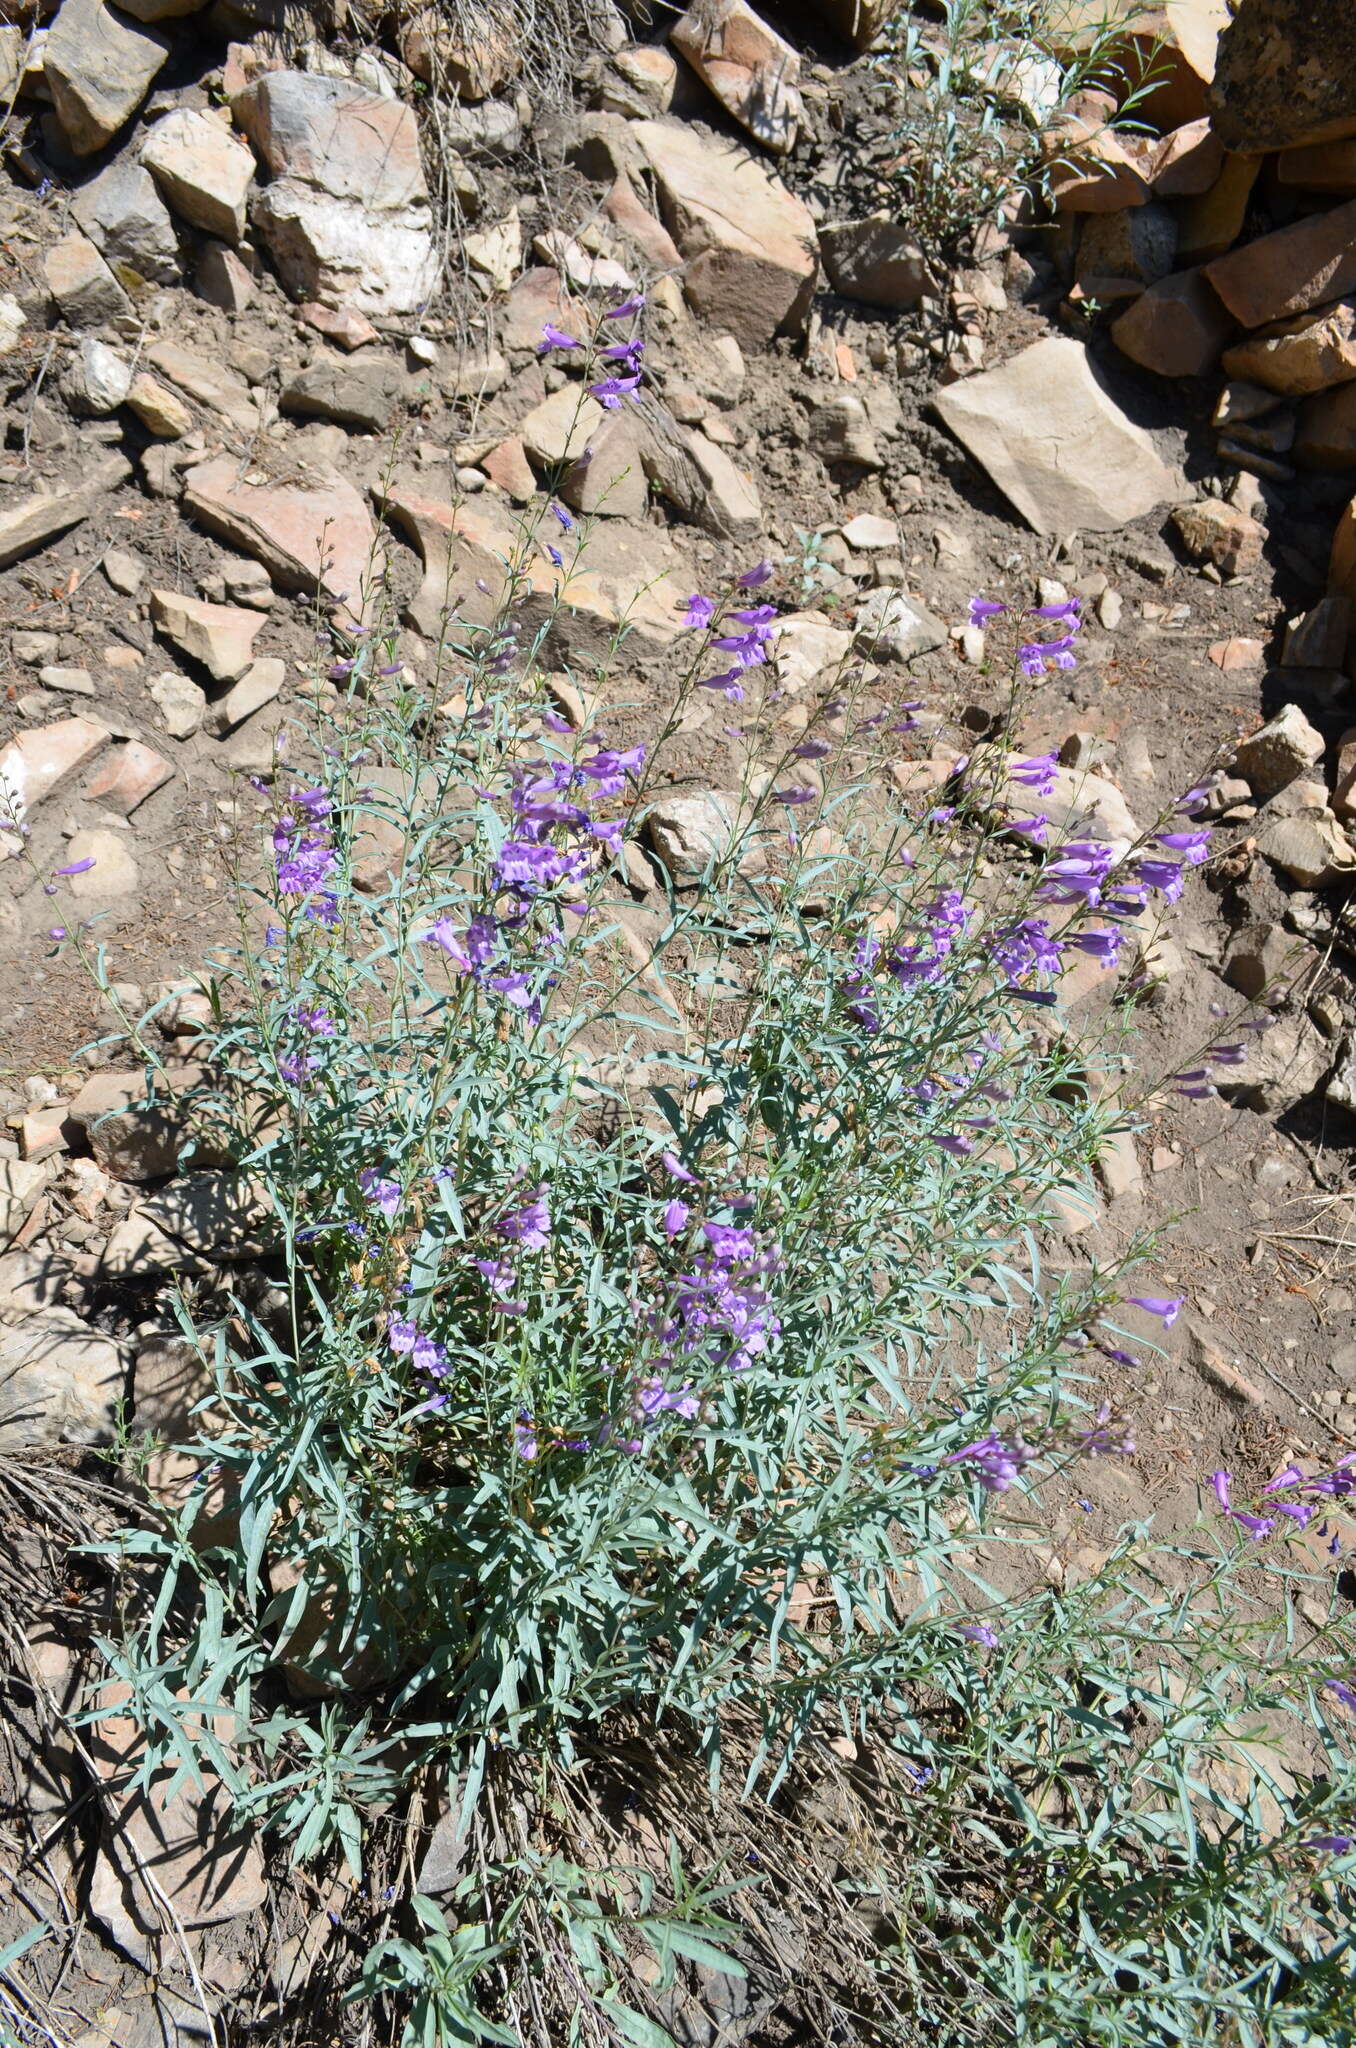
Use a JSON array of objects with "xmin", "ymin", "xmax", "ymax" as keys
[{"xmin": 1, "ymin": 0, "xmax": 1356, "ymax": 2038}]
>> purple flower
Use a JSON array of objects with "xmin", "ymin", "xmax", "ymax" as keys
[
  {"xmin": 55, "ymin": 856, "xmax": 96, "ymax": 875},
  {"xmin": 1009, "ymin": 751, "xmax": 1059, "ymax": 796},
  {"xmin": 933, "ymin": 1133, "xmax": 974, "ymax": 1157},
  {"xmin": 295, "ymin": 1002, "xmax": 336, "ymax": 1035},
  {"xmin": 497, "ymin": 1190, "xmax": 550, "ymax": 1250},
  {"xmin": 551, "ymin": 503, "xmax": 574, "ymax": 531},
  {"xmin": 388, "ymin": 1316, "xmax": 419, "ymax": 1354},
  {"xmin": 278, "ymin": 1051, "xmax": 317, "ymax": 1086},
  {"xmin": 1027, "ymin": 598, "xmax": 1081, "ymax": 627},
  {"xmin": 514, "ymin": 1414, "xmax": 539, "ymax": 1460},
  {"xmin": 697, "ymin": 668, "xmax": 745, "ymax": 701},
  {"xmin": 1232, "ymin": 1511, "xmax": 1275, "ymax": 1540},
  {"xmin": 956, "ymin": 1621, "xmax": 999, "ymax": 1647},
  {"xmin": 663, "ymin": 1198, "xmax": 689, "ymax": 1237},
  {"xmin": 46, "ymin": 926, "xmax": 67, "ymax": 942},
  {"xmin": 737, "ymin": 559, "xmax": 774, "ymax": 589},
  {"xmin": 682, "ymin": 592, "xmax": 716, "ymax": 630},
  {"xmin": 1211, "ymin": 1470, "xmax": 1232, "ymax": 1510},
  {"xmin": 1155, "ymin": 829, "xmax": 1211, "ymax": 864},
  {"xmin": 663, "ymin": 1151, "xmax": 699, "ymax": 1184},
  {"xmin": 1133, "ymin": 858, "xmax": 1186, "ymax": 903},
  {"xmin": 634, "ymin": 1376, "xmax": 700, "ymax": 1421},
  {"xmin": 605, "ymin": 293, "xmax": 645, "ymax": 319},
  {"xmin": 537, "ymin": 323, "xmax": 580, "ymax": 352},
  {"xmin": 589, "ymin": 372, "xmax": 641, "ymax": 409},
  {"xmin": 1327, "ymin": 1680, "xmax": 1356, "ymax": 1715},
  {"xmin": 1018, "ymin": 633, "xmax": 1078, "ymax": 677},
  {"xmin": 1068, "ymin": 928, "xmax": 1123, "ymax": 965},
  {"xmin": 1126, "ymin": 1294, "xmax": 1183, "ymax": 1326},
  {"xmin": 775, "ymin": 785, "xmax": 817, "ymax": 806},
  {"xmin": 1309, "ymin": 1834, "xmax": 1354, "ymax": 1853},
  {"xmin": 968, "ymin": 597, "xmax": 1007, "ymax": 627},
  {"xmin": 947, "ymin": 1432, "xmax": 1037, "ymax": 1492},
  {"xmin": 792, "ymin": 738, "xmax": 831, "ymax": 760},
  {"xmin": 422, "ymin": 919, "xmax": 473, "ymax": 972},
  {"xmin": 358, "ymin": 1168, "xmax": 400, "ymax": 1219}
]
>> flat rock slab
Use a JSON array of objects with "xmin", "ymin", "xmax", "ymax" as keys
[
  {"xmin": 932, "ymin": 336, "xmax": 1184, "ymax": 535},
  {"xmin": 0, "ymin": 456, "xmax": 131, "ymax": 570},
  {"xmin": 183, "ymin": 458, "xmax": 383, "ymax": 626},
  {"xmin": 1205, "ymin": 195, "xmax": 1356, "ymax": 328},
  {"xmin": 631, "ymin": 117, "xmax": 817, "ymax": 350},
  {"xmin": 141, "ymin": 107, "xmax": 256, "ymax": 244},
  {"xmin": 0, "ymin": 716, "xmax": 109, "ymax": 817},
  {"xmin": 0, "ymin": 1306, "xmax": 123, "ymax": 1451}
]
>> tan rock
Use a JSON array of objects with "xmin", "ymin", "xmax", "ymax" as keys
[
  {"xmin": 398, "ymin": 0, "xmax": 518, "ymax": 99},
  {"xmin": 0, "ymin": 457, "xmax": 131, "ymax": 570},
  {"xmin": 65, "ymin": 1065, "xmax": 216, "ymax": 1182},
  {"xmin": 516, "ymin": 385, "xmax": 605, "ymax": 467},
  {"xmin": 1222, "ymin": 298, "xmax": 1356, "ymax": 396},
  {"xmin": 819, "ymin": 213, "xmax": 928, "ymax": 310},
  {"xmin": 1147, "ymin": 116, "xmax": 1224, "ymax": 196},
  {"xmin": 631, "ymin": 117, "xmax": 817, "ymax": 348},
  {"xmin": 205, "ymin": 658, "xmax": 285, "ymax": 735},
  {"xmin": 1332, "ymin": 727, "xmax": 1356, "ymax": 818},
  {"xmin": 1276, "ymin": 138, "xmax": 1356, "ymax": 191},
  {"xmin": 0, "ymin": 1306, "xmax": 122, "ymax": 1451},
  {"xmin": 481, "ymin": 436, "xmax": 537, "ymax": 502},
  {"xmin": 300, "ymin": 301, "xmax": 379, "ymax": 351},
  {"xmin": 141, "ymin": 108, "xmax": 255, "ymax": 243},
  {"xmin": 1076, "ymin": 204, "xmax": 1177, "ymax": 289},
  {"xmin": 197, "ymin": 240, "xmax": 256, "ymax": 312},
  {"xmin": 86, "ymin": 1680, "xmax": 265, "ymax": 1963},
  {"xmin": 1258, "ymin": 810, "xmax": 1356, "ymax": 888},
  {"xmin": 1046, "ymin": 114, "xmax": 1151, "ymax": 211},
  {"xmin": 1283, "ymin": 596, "xmax": 1350, "ymax": 666},
  {"xmin": 499, "ymin": 266, "xmax": 581, "ymax": 353},
  {"xmin": 151, "ymin": 590, "xmax": 266, "ymax": 682},
  {"xmin": 1205, "ymin": 195, "xmax": 1356, "ymax": 328},
  {"xmin": 932, "ymin": 335, "xmax": 1184, "ymax": 535},
  {"xmin": 559, "ymin": 410, "xmax": 649, "ymax": 518},
  {"xmin": 1111, "ymin": 269, "xmax": 1233, "ymax": 377},
  {"xmin": 63, "ymin": 826, "xmax": 138, "ymax": 898},
  {"xmin": 1171, "ymin": 499, "xmax": 1264, "ymax": 574},
  {"xmin": 44, "ymin": 0, "xmax": 170, "ymax": 155},
  {"xmin": 1208, "ymin": 636, "xmax": 1265, "ymax": 670},
  {"xmin": 126, "ymin": 372, "xmax": 192, "ymax": 438},
  {"xmin": 599, "ymin": 45, "xmax": 678, "ymax": 118},
  {"xmin": 1175, "ymin": 150, "xmax": 1262, "ymax": 265},
  {"xmin": 605, "ymin": 173, "xmax": 683, "ymax": 271},
  {"xmin": 43, "ymin": 231, "xmax": 131, "ymax": 326},
  {"xmin": 148, "ymin": 671, "xmax": 205, "ymax": 739},
  {"xmin": 531, "ymin": 228, "xmax": 633, "ymax": 297},
  {"xmin": 1234, "ymin": 702, "xmax": 1325, "ymax": 793},
  {"xmin": 1331, "ymin": 494, "xmax": 1356, "ymax": 598},
  {"xmin": 671, "ymin": 0, "xmax": 802, "ymax": 155},
  {"xmin": 145, "ymin": 339, "xmax": 256, "ymax": 432},
  {"xmin": 1296, "ymin": 382, "xmax": 1356, "ymax": 467},
  {"xmin": 232, "ymin": 71, "xmax": 437, "ymax": 316},
  {"xmin": 1046, "ymin": 0, "xmax": 1229, "ymax": 131},
  {"xmin": 183, "ymin": 458, "xmax": 383, "ymax": 627}
]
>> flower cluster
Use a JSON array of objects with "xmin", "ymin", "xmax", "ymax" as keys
[
  {"xmin": 679, "ymin": 561, "xmax": 778, "ymax": 702},
  {"xmin": 537, "ymin": 291, "xmax": 646, "ymax": 409},
  {"xmin": 650, "ymin": 1215, "xmax": 782, "ymax": 1388},
  {"xmin": 1211, "ymin": 1456, "xmax": 1356, "ymax": 1547},
  {"xmin": 273, "ymin": 785, "xmax": 339, "ymax": 927}
]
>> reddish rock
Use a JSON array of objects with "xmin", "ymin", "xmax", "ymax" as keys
[
  {"xmin": 481, "ymin": 436, "xmax": 537, "ymax": 502},
  {"xmin": 1111, "ymin": 269, "xmax": 1233, "ymax": 377},
  {"xmin": 151, "ymin": 590, "xmax": 267, "ymax": 681},
  {"xmin": 1277, "ymin": 139, "xmax": 1356, "ymax": 191},
  {"xmin": 182, "ymin": 458, "xmax": 383, "ymax": 627},
  {"xmin": 1176, "ymin": 151, "xmax": 1261, "ymax": 265},
  {"xmin": 1047, "ymin": 0, "xmax": 1228, "ymax": 132},
  {"xmin": 85, "ymin": 741, "xmax": 174, "ymax": 816},
  {"xmin": 1222, "ymin": 297, "xmax": 1356, "ymax": 395},
  {"xmin": 1205, "ymin": 195, "xmax": 1356, "ymax": 329},
  {"xmin": 1208, "ymin": 637, "xmax": 1265, "ymax": 670},
  {"xmin": 1046, "ymin": 115, "xmax": 1151, "ymax": 211},
  {"xmin": 1295, "ymin": 381, "xmax": 1356, "ymax": 467},
  {"xmin": 141, "ymin": 108, "xmax": 256, "ymax": 244},
  {"xmin": 605, "ymin": 173, "xmax": 682, "ymax": 271},
  {"xmin": 0, "ymin": 717, "xmax": 109, "ymax": 817},
  {"xmin": 0, "ymin": 456, "xmax": 131, "ymax": 570},
  {"xmin": 1171, "ymin": 499, "xmax": 1265, "ymax": 574},
  {"xmin": 1148, "ymin": 117, "xmax": 1224, "ymax": 196},
  {"xmin": 299, "ymin": 301, "xmax": 379, "ymax": 351}
]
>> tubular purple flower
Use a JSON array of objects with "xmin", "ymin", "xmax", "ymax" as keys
[
  {"xmin": 682, "ymin": 592, "xmax": 716, "ymax": 630},
  {"xmin": 1155, "ymin": 828, "xmax": 1211, "ymax": 864},
  {"xmin": 737, "ymin": 559, "xmax": 773, "ymax": 588},
  {"xmin": 551, "ymin": 502, "xmax": 574, "ymax": 530},
  {"xmin": 933, "ymin": 1133, "xmax": 974, "ymax": 1157},
  {"xmin": 589, "ymin": 372, "xmax": 641, "ymax": 408},
  {"xmin": 698, "ymin": 668, "xmax": 745, "ymax": 701},
  {"xmin": 1068, "ymin": 928, "xmax": 1123, "ymax": 964},
  {"xmin": 1127, "ymin": 1294, "xmax": 1183, "ymax": 1326},
  {"xmin": 1231, "ymin": 1510, "xmax": 1275, "ymax": 1539},
  {"xmin": 1010, "ymin": 751, "xmax": 1059, "ymax": 794},
  {"xmin": 605, "ymin": 292, "xmax": 645, "ymax": 318},
  {"xmin": 957, "ymin": 1621, "xmax": 999, "ymax": 1647},
  {"xmin": 1325, "ymin": 1680, "xmax": 1356, "ymax": 1714},
  {"xmin": 514, "ymin": 1415, "xmax": 538, "ymax": 1460},
  {"xmin": 968, "ymin": 598, "xmax": 1007, "ymax": 626},
  {"xmin": 1132, "ymin": 858, "xmax": 1186, "ymax": 903},
  {"xmin": 497, "ymin": 1190, "xmax": 550, "ymax": 1250},
  {"xmin": 1018, "ymin": 635, "xmax": 1078, "ymax": 676},
  {"xmin": 537, "ymin": 322, "xmax": 580, "ymax": 352},
  {"xmin": 663, "ymin": 1151, "xmax": 699, "ymax": 1184},
  {"xmin": 663, "ymin": 1198, "xmax": 689, "ymax": 1237},
  {"xmin": 1211, "ymin": 1470, "xmax": 1232, "ymax": 1509},
  {"xmin": 55, "ymin": 857, "xmax": 96, "ymax": 875},
  {"xmin": 358, "ymin": 1168, "xmax": 400, "ymax": 1219},
  {"xmin": 1005, "ymin": 814, "xmax": 1048, "ymax": 842}
]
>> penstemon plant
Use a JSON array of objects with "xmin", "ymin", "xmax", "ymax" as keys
[{"xmin": 47, "ymin": 293, "xmax": 1355, "ymax": 2048}]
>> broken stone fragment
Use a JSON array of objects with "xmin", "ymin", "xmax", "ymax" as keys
[
  {"xmin": 1222, "ymin": 298, "xmax": 1356, "ymax": 397},
  {"xmin": 280, "ymin": 351, "xmax": 407, "ymax": 433},
  {"xmin": 645, "ymin": 790, "xmax": 766, "ymax": 881},
  {"xmin": 232, "ymin": 70, "xmax": 437, "ymax": 316},
  {"xmin": 43, "ymin": 232, "xmax": 131, "ymax": 327},
  {"xmin": 1233, "ymin": 702, "xmax": 1326, "ymax": 794},
  {"xmin": 1110, "ymin": 269, "xmax": 1234, "ymax": 378},
  {"xmin": 818, "ymin": 213, "xmax": 928, "ymax": 310},
  {"xmin": 182, "ymin": 457, "xmax": 383, "ymax": 628},
  {"xmin": 43, "ymin": 0, "xmax": 170, "ymax": 154},
  {"xmin": 631, "ymin": 117, "xmax": 817, "ymax": 350},
  {"xmin": 670, "ymin": 0, "xmax": 803, "ymax": 155},
  {"xmin": 1170, "ymin": 499, "xmax": 1264, "ymax": 576},
  {"xmin": 1205, "ymin": 196, "xmax": 1356, "ymax": 329},
  {"xmin": 1209, "ymin": 0, "xmax": 1356, "ymax": 153},
  {"xmin": 64, "ymin": 1064, "xmax": 223, "ymax": 1182},
  {"xmin": 70, "ymin": 157, "xmax": 180, "ymax": 286},
  {"xmin": 932, "ymin": 336, "xmax": 1183, "ymax": 535},
  {"xmin": 141, "ymin": 107, "xmax": 256, "ymax": 244},
  {"xmin": 0, "ymin": 1307, "xmax": 123, "ymax": 1452},
  {"xmin": 151, "ymin": 591, "xmax": 267, "ymax": 682},
  {"xmin": 0, "ymin": 714, "xmax": 109, "ymax": 813}
]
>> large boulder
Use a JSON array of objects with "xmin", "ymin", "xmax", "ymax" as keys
[
  {"xmin": 232, "ymin": 71, "xmax": 438, "ymax": 316},
  {"xmin": 932, "ymin": 337, "xmax": 1183, "ymax": 535},
  {"xmin": 1210, "ymin": 0, "xmax": 1356, "ymax": 152},
  {"xmin": 630, "ymin": 118, "xmax": 817, "ymax": 349}
]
